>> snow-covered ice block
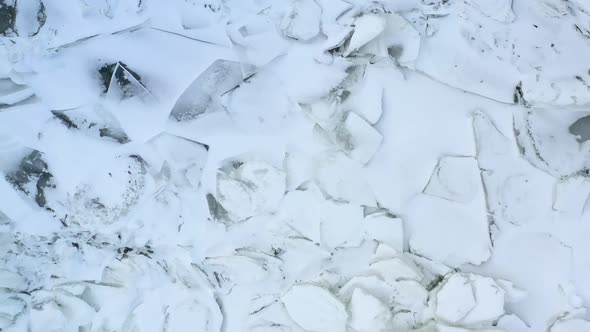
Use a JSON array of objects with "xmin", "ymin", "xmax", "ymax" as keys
[
  {"xmin": 279, "ymin": 184, "xmax": 323, "ymax": 243},
  {"xmin": 423, "ymin": 155, "xmax": 482, "ymax": 204},
  {"xmin": 348, "ymin": 287, "xmax": 391, "ymax": 332},
  {"xmin": 553, "ymin": 176, "xmax": 590, "ymax": 215},
  {"xmin": 313, "ymin": 151, "xmax": 376, "ymax": 205},
  {"xmin": 282, "ymin": 283, "xmax": 348, "ymax": 332},
  {"xmin": 0, "ymin": 290, "xmax": 26, "ymax": 329},
  {"xmin": 214, "ymin": 159, "xmax": 286, "ymax": 223},
  {"xmin": 363, "ymin": 208, "xmax": 404, "ymax": 252},
  {"xmin": 170, "ymin": 59, "xmax": 256, "ymax": 121},
  {"xmin": 471, "ymin": 110, "xmax": 513, "ymax": 168},
  {"xmin": 370, "ymin": 257, "xmax": 423, "ymax": 283},
  {"xmin": 146, "ymin": 133, "xmax": 209, "ymax": 188},
  {"xmin": 320, "ymin": 111, "xmax": 383, "ymax": 164},
  {"xmin": 280, "ymin": 0, "xmax": 321, "ymax": 41},
  {"xmin": 432, "ymin": 273, "xmax": 505, "ymax": 327},
  {"xmin": 408, "ymin": 190, "xmax": 491, "ymax": 267}
]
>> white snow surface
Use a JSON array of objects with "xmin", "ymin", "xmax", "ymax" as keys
[{"xmin": 1, "ymin": 0, "xmax": 590, "ymax": 331}]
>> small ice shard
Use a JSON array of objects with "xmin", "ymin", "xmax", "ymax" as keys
[
  {"xmin": 343, "ymin": 14, "xmax": 386, "ymax": 57},
  {"xmin": 569, "ymin": 114, "xmax": 590, "ymax": 143},
  {"xmin": 51, "ymin": 105, "xmax": 130, "ymax": 144},
  {"xmin": 423, "ymin": 155, "xmax": 481, "ymax": 204},
  {"xmin": 331, "ymin": 111, "xmax": 383, "ymax": 164},
  {"xmin": 146, "ymin": 133, "xmax": 209, "ymax": 188},
  {"xmin": 363, "ymin": 208, "xmax": 404, "ymax": 252},
  {"xmin": 553, "ymin": 176, "xmax": 590, "ymax": 214},
  {"xmin": 98, "ymin": 61, "xmax": 149, "ymax": 99},
  {"xmin": 282, "ymin": 283, "xmax": 348, "ymax": 332},
  {"xmin": 0, "ymin": 78, "xmax": 36, "ymax": 109},
  {"xmin": 280, "ymin": 0, "xmax": 321, "ymax": 41},
  {"xmin": 313, "ymin": 151, "xmax": 376, "ymax": 205},
  {"xmin": 433, "ymin": 273, "xmax": 506, "ymax": 327},
  {"xmin": 348, "ymin": 287, "xmax": 391, "ymax": 332},
  {"xmin": 466, "ymin": 0, "xmax": 515, "ymax": 23},
  {"xmin": 170, "ymin": 59, "xmax": 256, "ymax": 122},
  {"xmin": 215, "ymin": 159, "xmax": 286, "ymax": 223},
  {"xmin": 550, "ymin": 318, "xmax": 590, "ymax": 332}
]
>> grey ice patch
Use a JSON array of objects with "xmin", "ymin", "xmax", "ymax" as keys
[
  {"xmin": 0, "ymin": 0, "xmax": 16, "ymax": 36},
  {"xmin": 569, "ymin": 115, "xmax": 590, "ymax": 143},
  {"xmin": 5, "ymin": 150, "xmax": 56, "ymax": 209},
  {"xmin": 170, "ymin": 60, "xmax": 256, "ymax": 122},
  {"xmin": 52, "ymin": 106, "xmax": 130, "ymax": 144}
]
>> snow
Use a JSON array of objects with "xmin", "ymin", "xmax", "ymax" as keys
[{"xmin": 1, "ymin": 0, "xmax": 590, "ymax": 331}]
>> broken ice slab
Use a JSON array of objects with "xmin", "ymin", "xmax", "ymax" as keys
[
  {"xmin": 282, "ymin": 283, "xmax": 348, "ymax": 332},
  {"xmin": 330, "ymin": 111, "xmax": 383, "ymax": 164},
  {"xmin": 98, "ymin": 61, "xmax": 150, "ymax": 100},
  {"xmin": 471, "ymin": 110, "xmax": 513, "ymax": 169},
  {"xmin": 170, "ymin": 60, "xmax": 256, "ymax": 122},
  {"xmin": 280, "ymin": 0, "xmax": 321, "ymax": 41},
  {"xmin": 213, "ymin": 159, "xmax": 286, "ymax": 223},
  {"xmin": 348, "ymin": 287, "xmax": 391, "ymax": 332},
  {"xmin": 363, "ymin": 207, "xmax": 404, "ymax": 252},
  {"xmin": 369, "ymin": 257, "xmax": 423, "ymax": 284},
  {"xmin": 51, "ymin": 105, "xmax": 130, "ymax": 144},
  {"xmin": 0, "ymin": 78, "xmax": 36, "ymax": 109},
  {"xmin": 553, "ymin": 176, "xmax": 590, "ymax": 215},
  {"xmin": 431, "ymin": 273, "xmax": 506, "ymax": 328},
  {"xmin": 408, "ymin": 191, "xmax": 491, "ymax": 267},
  {"xmin": 313, "ymin": 151, "xmax": 376, "ymax": 206},
  {"xmin": 423, "ymin": 155, "xmax": 482, "ymax": 204},
  {"xmin": 145, "ymin": 133, "xmax": 208, "ymax": 188},
  {"xmin": 569, "ymin": 114, "xmax": 590, "ymax": 143},
  {"xmin": 204, "ymin": 251, "xmax": 283, "ymax": 289}
]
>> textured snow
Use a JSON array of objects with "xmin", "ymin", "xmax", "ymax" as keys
[{"xmin": 1, "ymin": 0, "xmax": 589, "ymax": 331}]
